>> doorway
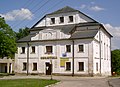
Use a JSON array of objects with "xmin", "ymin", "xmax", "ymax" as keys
[{"xmin": 45, "ymin": 62, "xmax": 52, "ymax": 75}]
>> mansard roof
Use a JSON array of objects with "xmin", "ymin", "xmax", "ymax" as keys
[
  {"xmin": 17, "ymin": 34, "xmax": 36, "ymax": 42},
  {"xmin": 47, "ymin": 6, "xmax": 79, "ymax": 15},
  {"xmin": 71, "ymin": 30, "xmax": 98, "ymax": 39},
  {"xmin": 18, "ymin": 22, "xmax": 101, "ymax": 43}
]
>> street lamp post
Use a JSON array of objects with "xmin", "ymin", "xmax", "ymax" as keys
[{"xmin": 27, "ymin": 42, "xmax": 29, "ymax": 76}]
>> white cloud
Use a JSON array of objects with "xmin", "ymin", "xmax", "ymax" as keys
[
  {"xmin": 79, "ymin": 4, "xmax": 105, "ymax": 12},
  {"xmin": 80, "ymin": 4, "xmax": 86, "ymax": 9},
  {"xmin": 91, "ymin": 2, "xmax": 95, "ymax": 5},
  {"xmin": 0, "ymin": 8, "xmax": 33, "ymax": 21},
  {"xmin": 104, "ymin": 24, "xmax": 120, "ymax": 37},
  {"xmin": 104, "ymin": 24, "xmax": 120, "ymax": 50},
  {"xmin": 90, "ymin": 6, "xmax": 105, "ymax": 11}
]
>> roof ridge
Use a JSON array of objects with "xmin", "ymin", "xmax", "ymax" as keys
[{"xmin": 47, "ymin": 6, "xmax": 79, "ymax": 15}]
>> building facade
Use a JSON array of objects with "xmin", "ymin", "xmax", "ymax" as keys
[
  {"xmin": 0, "ymin": 58, "xmax": 14, "ymax": 73},
  {"xmin": 15, "ymin": 6, "xmax": 112, "ymax": 76}
]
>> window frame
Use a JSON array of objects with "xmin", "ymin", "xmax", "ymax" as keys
[
  {"xmin": 65, "ymin": 62, "xmax": 71, "ymax": 71},
  {"xmin": 78, "ymin": 62, "xmax": 84, "ymax": 71},
  {"xmin": 22, "ymin": 62, "xmax": 27, "ymax": 71},
  {"xmin": 33, "ymin": 63, "xmax": 37, "ymax": 71},
  {"xmin": 69, "ymin": 16, "xmax": 73, "ymax": 22},
  {"xmin": 21, "ymin": 47, "xmax": 25, "ymax": 54},
  {"xmin": 66, "ymin": 45, "xmax": 71, "ymax": 53},
  {"xmin": 31, "ymin": 46, "xmax": 35, "ymax": 54},
  {"xmin": 59, "ymin": 16, "xmax": 64, "ymax": 23},
  {"xmin": 50, "ymin": 18, "xmax": 55, "ymax": 24},
  {"xmin": 78, "ymin": 44, "xmax": 84, "ymax": 52},
  {"xmin": 45, "ymin": 46, "xmax": 53, "ymax": 54}
]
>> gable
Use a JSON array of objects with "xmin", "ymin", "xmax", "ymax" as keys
[
  {"xmin": 32, "ymin": 6, "xmax": 96, "ymax": 28},
  {"xmin": 47, "ymin": 6, "xmax": 79, "ymax": 15}
]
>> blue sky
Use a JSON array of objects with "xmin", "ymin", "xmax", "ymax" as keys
[{"xmin": 0, "ymin": 0, "xmax": 120, "ymax": 50}]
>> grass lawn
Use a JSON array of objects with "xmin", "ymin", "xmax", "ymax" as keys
[{"xmin": 0, "ymin": 79, "xmax": 59, "ymax": 87}]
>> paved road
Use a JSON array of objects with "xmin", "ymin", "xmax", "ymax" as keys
[
  {"xmin": 52, "ymin": 76, "xmax": 109, "ymax": 87},
  {"xmin": 0, "ymin": 75, "xmax": 110, "ymax": 87},
  {"xmin": 108, "ymin": 78, "xmax": 120, "ymax": 87}
]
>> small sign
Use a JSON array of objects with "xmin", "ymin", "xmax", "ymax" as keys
[
  {"xmin": 41, "ymin": 56, "xmax": 57, "ymax": 59},
  {"xmin": 62, "ymin": 53, "xmax": 67, "ymax": 57},
  {"xmin": 60, "ymin": 57, "xmax": 69, "ymax": 67}
]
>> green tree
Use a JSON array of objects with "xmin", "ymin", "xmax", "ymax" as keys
[
  {"xmin": 0, "ymin": 17, "xmax": 17, "ymax": 58},
  {"xmin": 111, "ymin": 49, "xmax": 120, "ymax": 75},
  {"xmin": 16, "ymin": 27, "xmax": 29, "ymax": 40}
]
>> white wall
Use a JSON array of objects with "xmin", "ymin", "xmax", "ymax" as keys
[
  {"xmin": 16, "ymin": 39, "xmax": 93, "ymax": 74},
  {"xmin": 35, "ymin": 12, "xmax": 94, "ymax": 27},
  {"xmin": 93, "ymin": 29, "xmax": 111, "ymax": 76},
  {"xmin": 31, "ymin": 28, "xmax": 71, "ymax": 41}
]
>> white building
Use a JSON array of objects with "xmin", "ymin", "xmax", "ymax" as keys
[{"xmin": 15, "ymin": 6, "xmax": 112, "ymax": 76}]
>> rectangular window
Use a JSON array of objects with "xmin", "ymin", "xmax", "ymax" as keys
[
  {"xmin": 31, "ymin": 46, "xmax": 35, "ymax": 53},
  {"xmin": 33, "ymin": 63, "xmax": 37, "ymax": 71},
  {"xmin": 51, "ymin": 18, "xmax": 55, "ymax": 24},
  {"xmin": 23, "ymin": 62, "xmax": 27, "ymax": 71},
  {"xmin": 69, "ymin": 16, "xmax": 73, "ymax": 22},
  {"xmin": 46, "ymin": 46, "xmax": 52, "ymax": 54},
  {"xmin": 66, "ymin": 62, "xmax": 71, "ymax": 71},
  {"xmin": 66, "ymin": 45, "xmax": 71, "ymax": 52},
  {"xmin": 78, "ymin": 45, "xmax": 84, "ymax": 52},
  {"xmin": 96, "ymin": 63, "xmax": 98, "ymax": 71},
  {"xmin": 60, "ymin": 17, "xmax": 64, "ymax": 23},
  {"xmin": 21, "ymin": 47, "xmax": 25, "ymax": 54},
  {"xmin": 78, "ymin": 62, "xmax": 84, "ymax": 71}
]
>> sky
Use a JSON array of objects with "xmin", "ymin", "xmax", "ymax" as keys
[{"xmin": 0, "ymin": 0, "xmax": 120, "ymax": 50}]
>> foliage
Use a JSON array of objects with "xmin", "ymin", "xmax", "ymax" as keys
[
  {"xmin": 0, "ymin": 79, "xmax": 59, "ymax": 87},
  {"xmin": 16, "ymin": 27, "xmax": 29, "ymax": 40},
  {"xmin": 111, "ymin": 49, "xmax": 120, "ymax": 75},
  {"xmin": 0, "ymin": 17, "xmax": 17, "ymax": 58}
]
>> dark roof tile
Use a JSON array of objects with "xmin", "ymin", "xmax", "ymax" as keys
[
  {"xmin": 47, "ymin": 6, "xmax": 79, "ymax": 15},
  {"xmin": 71, "ymin": 30, "xmax": 98, "ymax": 39},
  {"xmin": 17, "ymin": 34, "xmax": 36, "ymax": 42}
]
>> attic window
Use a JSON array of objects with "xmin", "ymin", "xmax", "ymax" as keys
[
  {"xmin": 60, "ymin": 17, "xmax": 64, "ymax": 23},
  {"xmin": 51, "ymin": 18, "xmax": 55, "ymax": 24},
  {"xmin": 69, "ymin": 16, "xmax": 73, "ymax": 22}
]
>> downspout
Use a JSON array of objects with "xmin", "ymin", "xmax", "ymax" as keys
[
  {"xmin": 27, "ymin": 42, "xmax": 29, "ymax": 76},
  {"xmin": 99, "ymin": 27, "xmax": 102, "ymax": 75},
  {"xmin": 72, "ymin": 40, "xmax": 75, "ymax": 76},
  {"xmin": 110, "ymin": 37, "xmax": 112, "ymax": 75}
]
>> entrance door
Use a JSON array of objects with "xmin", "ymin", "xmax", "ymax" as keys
[{"xmin": 45, "ymin": 62, "xmax": 52, "ymax": 75}]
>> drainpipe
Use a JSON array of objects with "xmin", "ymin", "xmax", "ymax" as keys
[
  {"xmin": 27, "ymin": 42, "xmax": 29, "ymax": 76},
  {"xmin": 72, "ymin": 40, "xmax": 75, "ymax": 76},
  {"xmin": 110, "ymin": 37, "xmax": 112, "ymax": 75},
  {"xmin": 99, "ymin": 27, "xmax": 102, "ymax": 75}
]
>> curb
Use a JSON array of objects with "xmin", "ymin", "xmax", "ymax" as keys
[{"xmin": 45, "ymin": 81, "xmax": 61, "ymax": 87}]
